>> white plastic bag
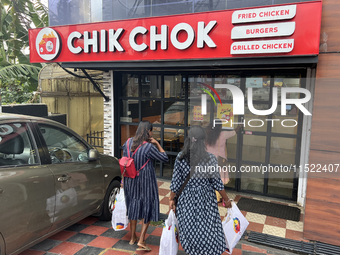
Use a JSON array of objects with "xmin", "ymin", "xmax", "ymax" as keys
[
  {"xmin": 159, "ymin": 210, "xmax": 179, "ymax": 255},
  {"xmin": 111, "ymin": 188, "xmax": 129, "ymax": 231},
  {"xmin": 222, "ymin": 202, "xmax": 249, "ymax": 254}
]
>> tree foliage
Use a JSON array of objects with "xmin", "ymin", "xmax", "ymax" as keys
[{"xmin": 0, "ymin": 0, "xmax": 48, "ymax": 104}]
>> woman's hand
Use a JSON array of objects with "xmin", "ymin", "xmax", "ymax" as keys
[
  {"xmin": 148, "ymin": 137, "xmax": 159, "ymax": 146},
  {"xmin": 169, "ymin": 199, "xmax": 176, "ymax": 213},
  {"xmin": 223, "ymin": 199, "xmax": 232, "ymax": 208},
  {"xmin": 148, "ymin": 137, "xmax": 165, "ymax": 153}
]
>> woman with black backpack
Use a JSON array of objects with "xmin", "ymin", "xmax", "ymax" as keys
[{"xmin": 122, "ymin": 121, "xmax": 168, "ymax": 252}]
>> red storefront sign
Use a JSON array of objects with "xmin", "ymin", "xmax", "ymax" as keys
[{"xmin": 29, "ymin": 1, "xmax": 322, "ymax": 63}]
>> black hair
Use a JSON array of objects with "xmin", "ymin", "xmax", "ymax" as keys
[
  {"xmin": 131, "ymin": 121, "xmax": 153, "ymax": 151},
  {"xmin": 205, "ymin": 120, "xmax": 222, "ymax": 147},
  {"xmin": 178, "ymin": 125, "xmax": 209, "ymax": 168}
]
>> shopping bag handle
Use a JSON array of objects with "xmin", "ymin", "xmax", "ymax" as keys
[{"xmin": 166, "ymin": 209, "xmax": 176, "ymax": 229}]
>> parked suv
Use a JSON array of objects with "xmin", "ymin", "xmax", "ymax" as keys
[{"xmin": 0, "ymin": 113, "xmax": 121, "ymax": 255}]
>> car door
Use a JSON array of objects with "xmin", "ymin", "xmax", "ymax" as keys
[
  {"xmin": 36, "ymin": 122, "xmax": 104, "ymax": 229},
  {"xmin": 0, "ymin": 120, "xmax": 55, "ymax": 255}
]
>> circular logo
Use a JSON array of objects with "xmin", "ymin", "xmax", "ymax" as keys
[{"xmin": 35, "ymin": 27, "xmax": 61, "ymax": 61}]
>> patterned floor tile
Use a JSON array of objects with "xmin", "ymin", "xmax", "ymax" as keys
[
  {"xmin": 242, "ymin": 244, "xmax": 268, "ymax": 254},
  {"xmin": 80, "ymin": 225, "xmax": 109, "ymax": 236},
  {"xmin": 66, "ymin": 233, "xmax": 98, "ymax": 245},
  {"xmin": 262, "ymin": 225, "xmax": 286, "ymax": 238},
  {"xmin": 245, "ymin": 212, "xmax": 267, "ymax": 224},
  {"xmin": 218, "ymin": 206, "xmax": 229, "ymax": 217},
  {"xmin": 101, "ymin": 229, "xmax": 129, "ymax": 239},
  {"xmin": 286, "ymin": 220, "xmax": 304, "ymax": 232},
  {"xmin": 158, "ymin": 188, "xmax": 171, "ymax": 196},
  {"xmin": 65, "ymin": 223, "xmax": 88, "ymax": 232},
  {"xmin": 74, "ymin": 246, "xmax": 105, "ymax": 255},
  {"xmin": 158, "ymin": 182, "xmax": 171, "ymax": 190},
  {"xmin": 49, "ymin": 230, "xmax": 77, "ymax": 241},
  {"xmin": 247, "ymin": 222, "xmax": 264, "ymax": 233},
  {"xmin": 265, "ymin": 216, "xmax": 287, "ymax": 229},
  {"xmin": 48, "ymin": 242, "xmax": 85, "ymax": 255},
  {"xmin": 160, "ymin": 203, "xmax": 170, "ymax": 214},
  {"xmin": 87, "ymin": 236, "xmax": 120, "ymax": 248}
]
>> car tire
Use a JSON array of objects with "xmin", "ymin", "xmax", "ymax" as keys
[{"xmin": 99, "ymin": 180, "xmax": 121, "ymax": 221}]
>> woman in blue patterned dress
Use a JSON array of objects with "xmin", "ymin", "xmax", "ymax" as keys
[
  {"xmin": 169, "ymin": 125, "xmax": 232, "ymax": 255},
  {"xmin": 123, "ymin": 121, "xmax": 168, "ymax": 252}
]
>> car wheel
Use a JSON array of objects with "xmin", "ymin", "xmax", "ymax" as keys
[{"xmin": 99, "ymin": 180, "xmax": 121, "ymax": 221}]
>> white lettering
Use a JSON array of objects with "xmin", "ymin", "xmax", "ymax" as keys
[
  {"xmin": 197, "ymin": 21, "xmax": 217, "ymax": 48},
  {"xmin": 150, "ymin": 25, "xmax": 168, "ymax": 50},
  {"xmin": 67, "ymin": 31, "xmax": 83, "ymax": 54}
]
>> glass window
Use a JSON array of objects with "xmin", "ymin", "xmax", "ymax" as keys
[
  {"xmin": 164, "ymin": 101, "xmax": 185, "ymax": 126},
  {"xmin": 120, "ymin": 125, "xmax": 138, "ymax": 146},
  {"xmin": 0, "ymin": 123, "xmax": 39, "ymax": 167},
  {"xmin": 269, "ymin": 137, "xmax": 296, "ymax": 165},
  {"xmin": 244, "ymin": 104, "xmax": 269, "ymax": 132},
  {"xmin": 141, "ymin": 75, "xmax": 161, "ymax": 98},
  {"xmin": 121, "ymin": 100, "xmax": 139, "ymax": 123},
  {"xmin": 39, "ymin": 124, "xmax": 89, "ymax": 164},
  {"xmin": 122, "ymin": 74, "xmax": 139, "ymax": 97},
  {"xmin": 245, "ymin": 76, "xmax": 270, "ymax": 102},
  {"xmin": 274, "ymin": 75, "xmax": 301, "ymax": 102},
  {"xmin": 215, "ymin": 75, "xmax": 241, "ymax": 101},
  {"xmin": 164, "ymin": 75, "xmax": 185, "ymax": 99},
  {"xmin": 141, "ymin": 100, "xmax": 162, "ymax": 123},
  {"xmin": 242, "ymin": 135, "xmax": 266, "ymax": 163}
]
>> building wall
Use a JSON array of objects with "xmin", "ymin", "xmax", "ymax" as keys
[
  {"xmin": 103, "ymin": 71, "xmax": 113, "ymax": 156},
  {"xmin": 303, "ymin": 0, "xmax": 340, "ymax": 245},
  {"xmin": 39, "ymin": 64, "xmax": 104, "ymax": 144}
]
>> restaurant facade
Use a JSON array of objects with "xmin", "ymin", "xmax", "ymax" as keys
[{"xmin": 29, "ymin": 0, "xmax": 340, "ymax": 246}]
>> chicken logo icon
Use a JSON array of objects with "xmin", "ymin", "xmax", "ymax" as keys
[{"xmin": 35, "ymin": 28, "xmax": 61, "ymax": 61}]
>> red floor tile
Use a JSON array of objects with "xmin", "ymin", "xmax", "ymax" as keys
[
  {"xmin": 151, "ymin": 227, "xmax": 163, "ymax": 236},
  {"xmin": 285, "ymin": 229, "xmax": 304, "ymax": 241},
  {"xmin": 233, "ymin": 195, "xmax": 242, "ymax": 202},
  {"xmin": 160, "ymin": 196, "xmax": 170, "ymax": 205},
  {"xmin": 242, "ymin": 244, "xmax": 267, "ymax": 254},
  {"xmin": 157, "ymin": 181, "xmax": 164, "ymax": 187},
  {"xmin": 80, "ymin": 225, "xmax": 109, "ymax": 236},
  {"xmin": 265, "ymin": 216, "xmax": 287, "ymax": 229},
  {"xmin": 18, "ymin": 250, "xmax": 45, "ymax": 255},
  {"xmin": 49, "ymin": 230, "xmax": 77, "ymax": 241},
  {"xmin": 135, "ymin": 244, "xmax": 159, "ymax": 255},
  {"xmin": 229, "ymin": 248, "xmax": 242, "ymax": 255},
  {"xmin": 247, "ymin": 222, "xmax": 264, "ymax": 233},
  {"xmin": 240, "ymin": 210, "xmax": 247, "ymax": 217},
  {"xmin": 158, "ymin": 188, "xmax": 170, "ymax": 196},
  {"xmin": 78, "ymin": 216, "xmax": 98, "ymax": 225},
  {"xmin": 87, "ymin": 236, "xmax": 120, "ymax": 248},
  {"xmin": 103, "ymin": 250, "xmax": 131, "ymax": 255},
  {"xmin": 49, "ymin": 242, "xmax": 85, "ymax": 255}
]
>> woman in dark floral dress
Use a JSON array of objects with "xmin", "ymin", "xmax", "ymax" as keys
[{"xmin": 169, "ymin": 126, "xmax": 232, "ymax": 255}]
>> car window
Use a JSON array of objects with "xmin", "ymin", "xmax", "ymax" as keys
[
  {"xmin": 38, "ymin": 124, "xmax": 89, "ymax": 164},
  {"xmin": 0, "ymin": 123, "xmax": 39, "ymax": 167}
]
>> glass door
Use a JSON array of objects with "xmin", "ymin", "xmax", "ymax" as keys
[{"xmin": 235, "ymin": 71, "xmax": 305, "ymax": 200}]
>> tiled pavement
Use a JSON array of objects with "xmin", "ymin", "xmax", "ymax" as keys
[
  {"xmin": 157, "ymin": 180, "xmax": 307, "ymax": 242},
  {"xmin": 21, "ymin": 179, "xmax": 307, "ymax": 255}
]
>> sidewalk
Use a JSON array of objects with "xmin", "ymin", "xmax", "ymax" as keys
[
  {"xmin": 21, "ymin": 217, "xmax": 298, "ymax": 255},
  {"xmin": 21, "ymin": 179, "xmax": 308, "ymax": 255}
]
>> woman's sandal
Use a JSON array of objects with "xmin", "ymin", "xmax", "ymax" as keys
[
  {"xmin": 136, "ymin": 242, "xmax": 151, "ymax": 251},
  {"xmin": 129, "ymin": 237, "xmax": 139, "ymax": 245}
]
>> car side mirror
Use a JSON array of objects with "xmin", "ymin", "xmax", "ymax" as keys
[{"xmin": 88, "ymin": 149, "xmax": 99, "ymax": 162}]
